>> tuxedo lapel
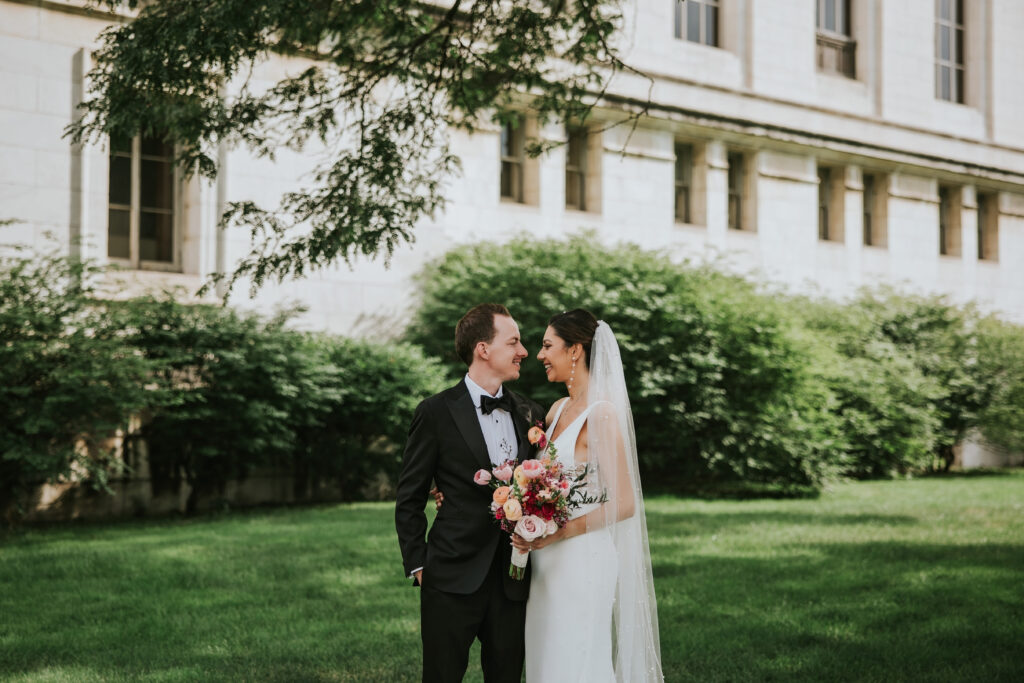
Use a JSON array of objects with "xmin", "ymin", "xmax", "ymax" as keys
[{"xmin": 446, "ymin": 381, "xmax": 493, "ymax": 472}]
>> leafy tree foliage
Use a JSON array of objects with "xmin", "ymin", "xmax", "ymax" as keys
[{"xmin": 69, "ymin": 0, "xmax": 632, "ymax": 293}]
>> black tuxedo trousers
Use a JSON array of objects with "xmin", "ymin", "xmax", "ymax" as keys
[{"xmin": 395, "ymin": 381, "xmax": 544, "ymax": 682}]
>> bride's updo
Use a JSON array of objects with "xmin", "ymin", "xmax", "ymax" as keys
[{"xmin": 548, "ymin": 309, "xmax": 599, "ymax": 369}]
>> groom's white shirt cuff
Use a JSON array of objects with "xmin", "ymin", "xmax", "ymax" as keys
[{"xmin": 410, "ymin": 567, "xmax": 422, "ymax": 579}]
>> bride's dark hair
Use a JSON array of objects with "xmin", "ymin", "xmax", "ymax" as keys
[{"xmin": 548, "ymin": 309, "xmax": 599, "ymax": 369}]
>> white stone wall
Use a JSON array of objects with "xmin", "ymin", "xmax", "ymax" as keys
[{"xmin": 2, "ymin": 0, "xmax": 1024, "ymax": 334}]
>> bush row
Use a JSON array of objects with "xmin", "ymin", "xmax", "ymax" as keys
[
  {"xmin": 5, "ymin": 239, "xmax": 1023, "ymax": 515},
  {"xmin": 0, "ymin": 252, "xmax": 446, "ymax": 520},
  {"xmin": 407, "ymin": 236, "xmax": 1024, "ymax": 493}
]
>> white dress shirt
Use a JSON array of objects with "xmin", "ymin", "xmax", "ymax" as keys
[{"xmin": 464, "ymin": 374, "xmax": 518, "ymax": 466}]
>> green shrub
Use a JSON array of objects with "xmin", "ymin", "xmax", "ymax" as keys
[
  {"xmin": 794, "ymin": 297, "xmax": 944, "ymax": 478},
  {"xmin": 975, "ymin": 316, "xmax": 1024, "ymax": 452},
  {"xmin": 118, "ymin": 297, "xmax": 448, "ymax": 507},
  {"xmin": 407, "ymin": 235, "xmax": 846, "ymax": 491},
  {"xmin": 292, "ymin": 337, "xmax": 448, "ymax": 501},
  {"xmin": 116, "ymin": 296, "xmax": 322, "ymax": 512},
  {"xmin": 0, "ymin": 251, "xmax": 154, "ymax": 521}
]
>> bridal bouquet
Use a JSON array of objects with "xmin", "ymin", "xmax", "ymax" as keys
[{"xmin": 473, "ymin": 422, "xmax": 591, "ymax": 579}]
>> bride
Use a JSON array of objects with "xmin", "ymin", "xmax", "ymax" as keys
[{"xmin": 512, "ymin": 309, "xmax": 664, "ymax": 683}]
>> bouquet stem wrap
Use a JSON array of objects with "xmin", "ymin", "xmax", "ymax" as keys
[{"xmin": 509, "ymin": 547, "xmax": 530, "ymax": 579}]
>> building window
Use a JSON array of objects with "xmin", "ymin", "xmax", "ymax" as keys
[
  {"xmin": 108, "ymin": 134, "xmax": 176, "ymax": 268},
  {"xmin": 500, "ymin": 118, "xmax": 525, "ymax": 203},
  {"xmin": 977, "ymin": 192, "xmax": 999, "ymax": 262},
  {"xmin": 818, "ymin": 167, "xmax": 832, "ymax": 241},
  {"xmin": 674, "ymin": 143, "xmax": 693, "ymax": 224},
  {"xmin": 935, "ymin": 0, "xmax": 965, "ymax": 103},
  {"xmin": 816, "ymin": 0, "xmax": 855, "ymax": 78},
  {"xmin": 727, "ymin": 152, "xmax": 745, "ymax": 230},
  {"xmin": 938, "ymin": 185, "xmax": 962, "ymax": 256},
  {"xmin": 674, "ymin": 0, "xmax": 719, "ymax": 47},
  {"xmin": 565, "ymin": 127, "xmax": 587, "ymax": 211},
  {"xmin": 862, "ymin": 173, "xmax": 887, "ymax": 248}
]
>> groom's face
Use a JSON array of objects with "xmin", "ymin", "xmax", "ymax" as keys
[{"xmin": 483, "ymin": 315, "xmax": 528, "ymax": 382}]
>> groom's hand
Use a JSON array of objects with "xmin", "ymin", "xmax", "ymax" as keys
[
  {"xmin": 429, "ymin": 486, "xmax": 444, "ymax": 510},
  {"xmin": 414, "ymin": 569, "xmax": 423, "ymax": 585}
]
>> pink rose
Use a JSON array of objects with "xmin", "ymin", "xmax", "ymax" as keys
[
  {"xmin": 514, "ymin": 515, "xmax": 547, "ymax": 542},
  {"xmin": 493, "ymin": 463, "xmax": 514, "ymax": 483},
  {"xmin": 474, "ymin": 469, "xmax": 492, "ymax": 485},
  {"xmin": 544, "ymin": 519, "xmax": 558, "ymax": 536},
  {"xmin": 521, "ymin": 459, "xmax": 545, "ymax": 479},
  {"xmin": 503, "ymin": 498, "xmax": 523, "ymax": 521},
  {"xmin": 557, "ymin": 479, "xmax": 571, "ymax": 496}
]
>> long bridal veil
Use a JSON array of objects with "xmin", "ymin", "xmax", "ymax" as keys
[{"xmin": 585, "ymin": 321, "xmax": 664, "ymax": 682}]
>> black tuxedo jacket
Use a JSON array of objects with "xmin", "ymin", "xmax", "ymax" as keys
[{"xmin": 395, "ymin": 379, "xmax": 544, "ymax": 600}]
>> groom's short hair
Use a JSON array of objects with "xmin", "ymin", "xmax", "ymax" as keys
[{"xmin": 455, "ymin": 303, "xmax": 512, "ymax": 366}]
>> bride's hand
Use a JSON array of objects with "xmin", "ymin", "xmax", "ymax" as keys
[
  {"xmin": 429, "ymin": 486, "xmax": 444, "ymax": 510},
  {"xmin": 512, "ymin": 530, "xmax": 558, "ymax": 552}
]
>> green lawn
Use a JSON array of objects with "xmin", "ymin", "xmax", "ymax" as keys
[{"xmin": 2, "ymin": 473, "xmax": 1023, "ymax": 682}]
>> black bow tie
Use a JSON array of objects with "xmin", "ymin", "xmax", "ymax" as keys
[{"xmin": 479, "ymin": 392, "xmax": 513, "ymax": 416}]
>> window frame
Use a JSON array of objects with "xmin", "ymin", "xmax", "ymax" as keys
[
  {"xmin": 674, "ymin": 142, "xmax": 694, "ymax": 224},
  {"xmin": 977, "ymin": 192, "xmax": 999, "ymax": 262},
  {"xmin": 500, "ymin": 117, "xmax": 526, "ymax": 204},
  {"xmin": 565, "ymin": 126, "xmax": 588, "ymax": 212},
  {"xmin": 935, "ymin": 0, "xmax": 965, "ymax": 103},
  {"xmin": 727, "ymin": 151, "xmax": 745, "ymax": 231},
  {"xmin": 107, "ymin": 134, "xmax": 180, "ymax": 272},
  {"xmin": 674, "ymin": 0, "xmax": 720, "ymax": 48},
  {"xmin": 818, "ymin": 167, "xmax": 832, "ymax": 241},
  {"xmin": 815, "ymin": 0, "xmax": 855, "ymax": 78},
  {"xmin": 938, "ymin": 185, "xmax": 962, "ymax": 257}
]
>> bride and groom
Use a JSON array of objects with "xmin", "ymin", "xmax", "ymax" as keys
[{"xmin": 395, "ymin": 304, "xmax": 663, "ymax": 682}]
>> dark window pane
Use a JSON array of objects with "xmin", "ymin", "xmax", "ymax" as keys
[
  {"xmin": 141, "ymin": 160, "xmax": 173, "ymax": 210},
  {"xmin": 110, "ymin": 134, "xmax": 132, "ymax": 154},
  {"xmin": 706, "ymin": 5, "xmax": 718, "ymax": 46},
  {"xmin": 687, "ymin": 1, "xmax": 700, "ymax": 42},
  {"xmin": 141, "ymin": 136, "xmax": 172, "ymax": 158},
  {"xmin": 940, "ymin": 25, "xmax": 951, "ymax": 59},
  {"xmin": 139, "ymin": 211, "xmax": 173, "ymax": 262},
  {"xmin": 955, "ymin": 0, "xmax": 963, "ymax": 22},
  {"xmin": 107, "ymin": 208, "xmax": 130, "ymax": 259},
  {"xmin": 956, "ymin": 28, "xmax": 964, "ymax": 65},
  {"xmin": 956, "ymin": 68, "xmax": 964, "ymax": 103},
  {"xmin": 108, "ymin": 155, "xmax": 131, "ymax": 205}
]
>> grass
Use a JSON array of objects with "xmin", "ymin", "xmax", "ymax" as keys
[{"xmin": 1, "ymin": 472, "xmax": 1023, "ymax": 682}]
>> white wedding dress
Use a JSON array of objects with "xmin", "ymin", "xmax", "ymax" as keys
[{"xmin": 524, "ymin": 400, "xmax": 617, "ymax": 683}]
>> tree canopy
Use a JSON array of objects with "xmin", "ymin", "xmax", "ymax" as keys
[{"xmin": 69, "ymin": 0, "xmax": 631, "ymax": 293}]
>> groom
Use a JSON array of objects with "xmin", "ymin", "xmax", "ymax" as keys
[{"xmin": 395, "ymin": 303, "xmax": 544, "ymax": 683}]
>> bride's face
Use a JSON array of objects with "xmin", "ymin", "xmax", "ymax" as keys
[{"xmin": 537, "ymin": 326, "xmax": 575, "ymax": 384}]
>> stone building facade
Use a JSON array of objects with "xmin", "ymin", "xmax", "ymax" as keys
[{"xmin": 3, "ymin": 0, "xmax": 1024, "ymax": 332}]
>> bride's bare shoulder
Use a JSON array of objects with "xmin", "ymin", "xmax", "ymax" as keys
[{"xmin": 545, "ymin": 397, "xmax": 569, "ymax": 426}]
